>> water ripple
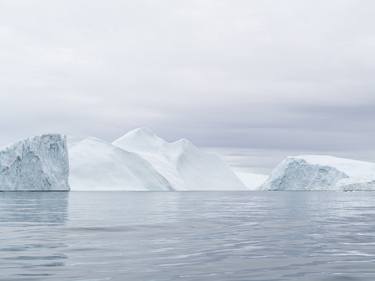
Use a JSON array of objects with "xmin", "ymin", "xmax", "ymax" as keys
[{"xmin": 1, "ymin": 191, "xmax": 375, "ymax": 280}]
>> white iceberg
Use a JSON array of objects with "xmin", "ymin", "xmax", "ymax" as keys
[
  {"xmin": 261, "ymin": 155, "xmax": 375, "ymax": 191},
  {"xmin": 234, "ymin": 171, "xmax": 268, "ymax": 190},
  {"xmin": 0, "ymin": 134, "xmax": 69, "ymax": 191},
  {"xmin": 112, "ymin": 128, "xmax": 247, "ymax": 191},
  {"xmin": 69, "ymin": 137, "xmax": 172, "ymax": 191}
]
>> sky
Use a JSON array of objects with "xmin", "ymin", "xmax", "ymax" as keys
[{"xmin": 0, "ymin": 0, "xmax": 374, "ymax": 172}]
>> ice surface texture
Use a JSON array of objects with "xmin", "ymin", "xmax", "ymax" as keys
[
  {"xmin": 112, "ymin": 128, "xmax": 247, "ymax": 191},
  {"xmin": 69, "ymin": 137, "xmax": 172, "ymax": 191},
  {"xmin": 0, "ymin": 134, "xmax": 69, "ymax": 191},
  {"xmin": 234, "ymin": 171, "xmax": 268, "ymax": 190},
  {"xmin": 261, "ymin": 155, "xmax": 375, "ymax": 191}
]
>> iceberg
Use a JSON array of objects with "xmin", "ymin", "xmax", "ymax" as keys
[
  {"xmin": 234, "ymin": 171, "xmax": 268, "ymax": 190},
  {"xmin": 0, "ymin": 134, "xmax": 69, "ymax": 191},
  {"xmin": 69, "ymin": 137, "xmax": 172, "ymax": 191},
  {"xmin": 261, "ymin": 155, "xmax": 375, "ymax": 191},
  {"xmin": 112, "ymin": 128, "xmax": 247, "ymax": 191}
]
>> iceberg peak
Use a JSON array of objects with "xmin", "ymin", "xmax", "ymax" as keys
[
  {"xmin": 112, "ymin": 128, "xmax": 246, "ymax": 191},
  {"xmin": 127, "ymin": 127, "xmax": 157, "ymax": 137},
  {"xmin": 69, "ymin": 136, "xmax": 172, "ymax": 191},
  {"xmin": 173, "ymin": 138, "xmax": 193, "ymax": 147},
  {"xmin": 113, "ymin": 127, "xmax": 166, "ymax": 153},
  {"xmin": 171, "ymin": 138, "xmax": 197, "ymax": 153}
]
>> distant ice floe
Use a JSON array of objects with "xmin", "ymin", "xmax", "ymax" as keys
[{"xmin": 261, "ymin": 155, "xmax": 375, "ymax": 191}]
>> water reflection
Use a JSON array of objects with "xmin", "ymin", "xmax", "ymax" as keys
[
  {"xmin": 0, "ymin": 192, "xmax": 69, "ymax": 224},
  {"xmin": 0, "ymin": 192, "xmax": 69, "ymax": 280},
  {"xmin": 1, "ymin": 191, "xmax": 375, "ymax": 281}
]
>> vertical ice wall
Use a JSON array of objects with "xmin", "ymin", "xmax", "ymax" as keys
[{"xmin": 0, "ymin": 134, "xmax": 69, "ymax": 191}]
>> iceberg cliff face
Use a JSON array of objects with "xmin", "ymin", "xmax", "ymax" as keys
[
  {"xmin": 0, "ymin": 134, "xmax": 69, "ymax": 191},
  {"xmin": 113, "ymin": 128, "xmax": 247, "ymax": 191},
  {"xmin": 69, "ymin": 137, "xmax": 172, "ymax": 191},
  {"xmin": 261, "ymin": 155, "xmax": 375, "ymax": 191}
]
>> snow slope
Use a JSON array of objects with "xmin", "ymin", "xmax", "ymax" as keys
[
  {"xmin": 261, "ymin": 155, "xmax": 375, "ymax": 191},
  {"xmin": 69, "ymin": 137, "xmax": 172, "ymax": 191},
  {"xmin": 234, "ymin": 171, "xmax": 268, "ymax": 190},
  {"xmin": 112, "ymin": 128, "xmax": 247, "ymax": 191},
  {"xmin": 0, "ymin": 134, "xmax": 69, "ymax": 191}
]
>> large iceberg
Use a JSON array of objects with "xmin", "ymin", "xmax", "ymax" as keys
[
  {"xmin": 69, "ymin": 137, "xmax": 172, "ymax": 191},
  {"xmin": 261, "ymin": 155, "xmax": 375, "ymax": 191},
  {"xmin": 0, "ymin": 134, "xmax": 69, "ymax": 191},
  {"xmin": 112, "ymin": 128, "xmax": 247, "ymax": 191}
]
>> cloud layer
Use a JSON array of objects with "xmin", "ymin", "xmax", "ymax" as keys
[{"xmin": 0, "ymin": 0, "xmax": 374, "ymax": 168}]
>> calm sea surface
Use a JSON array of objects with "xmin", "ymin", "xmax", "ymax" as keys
[{"xmin": 1, "ymin": 191, "xmax": 375, "ymax": 281}]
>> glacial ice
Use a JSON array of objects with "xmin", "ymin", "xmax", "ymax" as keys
[
  {"xmin": 112, "ymin": 128, "xmax": 247, "ymax": 191},
  {"xmin": 5, "ymin": 132, "xmax": 375, "ymax": 192},
  {"xmin": 261, "ymin": 155, "xmax": 375, "ymax": 191},
  {"xmin": 69, "ymin": 137, "xmax": 172, "ymax": 191},
  {"xmin": 234, "ymin": 171, "xmax": 268, "ymax": 190},
  {"xmin": 0, "ymin": 134, "xmax": 69, "ymax": 191}
]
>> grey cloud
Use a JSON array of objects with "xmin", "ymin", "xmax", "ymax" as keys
[{"xmin": 0, "ymin": 0, "xmax": 374, "ymax": 166}]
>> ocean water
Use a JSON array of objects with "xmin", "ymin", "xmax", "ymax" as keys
[{"xmin": 1, "ymin": 191, "xmax": 375, "ymax": 281}]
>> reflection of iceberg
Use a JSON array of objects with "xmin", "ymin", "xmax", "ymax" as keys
[
  {"xmin": 0, "ymin": 192, "xmax": 69, "ymax": 224},
  {"xmin": 0, "ymin": 192, "xmax": 69, "ymax": 279}
]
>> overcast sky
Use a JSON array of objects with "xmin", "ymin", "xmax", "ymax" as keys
[{"xmin": 0, "ymin": 0, "xmax": 374, "ymax": 171}]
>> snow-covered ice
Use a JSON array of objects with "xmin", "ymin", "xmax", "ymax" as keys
[
  {"xmin": 69, "ymin": 137, "xmax": 172, "ymax": 191},
  {"xmin": 234, "ymin": 171, "xmax": 268, "ymax": 190},
  {"xmin": 113, "ymin": 128, "xmax": 247, "ymax": 191},
  {"xmin": 0, "ymin": 134, "xmax": 69, "ymax": 191},
  {"xmin": 4, "ymin": 132, "xmax": 375, "ymax": 192},
  {"xmin": 261, "ymin": 155, "xmax": 375, "ymax": 191}
]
